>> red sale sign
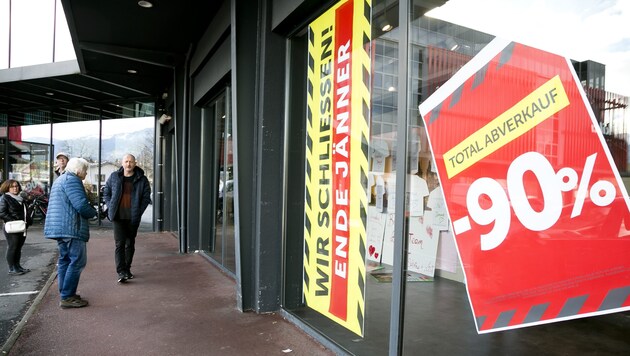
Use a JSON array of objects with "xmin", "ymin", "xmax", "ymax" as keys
[{"xmin": 419, "ymin": 38, "xmax": 630, "ymax": 333}]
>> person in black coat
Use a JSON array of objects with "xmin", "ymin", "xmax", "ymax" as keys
[
  {"xmin": 0, "ymin": 180, "xmax": 33, "ymax": 275},
  {"xmin": 54, "ymin": 152, "xmax": 69, "ymax": 178},
  {"xmin": 103, "ymin": 154, "xmax": 151, "ymax": 283}
]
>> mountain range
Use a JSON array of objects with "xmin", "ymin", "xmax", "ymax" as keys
[{"xmin": 27, "ymin": 127, "xmax": 154, "ymax": 162}]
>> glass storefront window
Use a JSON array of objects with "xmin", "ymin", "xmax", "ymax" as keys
[
  {"xmin": 9, "ymin": 0, "xmax": 55, "ymax": 67},
  {"xmin": 204, "ymin": 91, "xmax": 236, "ymax": 273},
  {"xmin": 401, "ymin": 0, "xmax": 630, "ymax": 354},
  {"xmin": 400, "ymin": 3, "xmax": 494, "ymax": 352},
  {"xmin": 284, "ymin": 0, "xmax": 629, "ymax": 354},
  {"xmin": 0, "ymin": 0, "xmax": 75, "ymax": 69},
  {"xmin": 54, "ymin": 0, "xmax": 75, "ymax": 62},
  {"xmin": 8, "ymin": 141, "xmax": 51, "ymax": 195},
  {"xmin": 0, "ymin": 0, "xmax": 8, "ymax": 69},
  {"xmin": 101, "ymin": 117, "xmax": 154, "ymax": 226},
  {"xmin": 53, "ymin": 120, "xmax": 99, "ymax": 204},
  {"xmin": 285, "ymin": 0, "xmax": 630, "ymax": 354},
  {"xmin": 9, "ymin": 109, "xmax": 154, "ymax": 225},
  {"xmin": 11, "ymin": 121, "xmax": 52, "ymax": 198},
  {"xmin": 284, "ymin": 0, "xmax": 401, "ymax": 353}
]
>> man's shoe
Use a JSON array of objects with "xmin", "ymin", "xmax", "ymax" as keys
[
  {"xmin": 117, "ymin": 274, "xmax": 128, "ymax": 283},
  {"xmin": 60, "ymin": 296, "xmax": 89, "ymax": 308},
  {"xmin": 125, "ymin": 271, "xmax": 134, "ymax": 279}
]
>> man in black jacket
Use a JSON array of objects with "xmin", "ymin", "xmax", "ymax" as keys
[{"xmin": 103, "ymin": 154, "xmax": 151, "ymax": 283}]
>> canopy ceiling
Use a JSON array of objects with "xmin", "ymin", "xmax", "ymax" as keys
[{"xmin": 0, "ymin": 0, "xmax": 221, "ymax": 125}]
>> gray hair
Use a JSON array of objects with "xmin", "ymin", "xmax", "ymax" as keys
[{"xmin": 66, "ymin": 157, "xmax": 89, "ymax": 174}]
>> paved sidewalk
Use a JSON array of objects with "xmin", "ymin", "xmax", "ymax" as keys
[
  {"xmin": 6, "ymin": 228, "xmax": 334, "ymax": 356},
  {"xmin": 0, "ymin": 225, "xmax": 57, "ymax": 346}
]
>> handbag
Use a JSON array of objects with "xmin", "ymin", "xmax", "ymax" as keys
[
  {"xmin": 5, "ymin": 220, "xmax": 26, "ymax": 233},
  {"xmin": 4, "ymin": 204, "xmax": 27, "ymax": 233}
]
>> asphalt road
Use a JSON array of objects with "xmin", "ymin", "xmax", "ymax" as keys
[{"xmin": 0, "ymin": 222, "xmax": 57, "ymax": 348}]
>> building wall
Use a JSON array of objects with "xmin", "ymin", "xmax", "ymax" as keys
[
  {"xmin": 86, "ymin": 162, "xmax": 117, "ymax": 188},
  {"xmin": 159, "ymin": 1, "xmax": 630, "ymax": 355},
  {"xmin": 160, "ymin": 0, "xmax": 327, "ymax": 312}
]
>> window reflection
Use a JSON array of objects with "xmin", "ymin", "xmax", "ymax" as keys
[
  {"xmin": 8, "ymin": 141, "xmax": 51, "ymax": 196},
  {"xmin": 5, "ymin": 114, "xmax": 155, "ymax": 228},
  {"xmin": 401, "ymin": 0, "xmax": 630, "ymax": 353},
  {"xmin": 0, "ymin": 0, "xmax": 8, "ymax": 69},
  {"xmin": 101, "ymin": 117, "xmax": 154, "ymax": 227},
  {"xmin": 10, "ymin": 0, "xmax": 55, "ymax": 67}
]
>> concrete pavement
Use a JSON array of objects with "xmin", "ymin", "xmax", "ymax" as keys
[
  {"xmin": 0, "ymin": 222, "xmax": 57, "ymax": 348},
  {"xmin": 3, "ymin": 226, "xmax": 334, "ymax": 356}
]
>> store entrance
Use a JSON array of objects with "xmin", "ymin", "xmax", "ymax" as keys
[{"xmin": 202, "ymin": 88, "xmax": 235, "ymax": 273}]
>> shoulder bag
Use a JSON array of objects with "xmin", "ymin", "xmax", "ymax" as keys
[{"xmin": 4, "ymin": 204, "xmax": 26, "ymax": 233}]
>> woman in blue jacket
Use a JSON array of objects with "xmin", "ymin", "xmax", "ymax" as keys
[{"xmin": 103, "ymin": 154, "xmax": 151, "ymax": 283}]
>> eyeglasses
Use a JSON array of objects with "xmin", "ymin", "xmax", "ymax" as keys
[{"xmin": 9, "ymin": 185, "xmax": 19, "ymax": 188}]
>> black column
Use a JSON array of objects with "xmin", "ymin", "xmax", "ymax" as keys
[{"xmin": 232, "ymin": 0, "xmax": 287, "ymax": 312}]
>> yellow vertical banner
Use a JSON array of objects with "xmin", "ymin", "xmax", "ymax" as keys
[{"xmin": 303, "ymin": 0, "xmax": 371, "ymax": 337}]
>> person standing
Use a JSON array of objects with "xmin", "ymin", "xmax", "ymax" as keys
[
  {"xmin": 103, "ymin": 153, "xmax": 151, "ymax": 283},
  {"xmin": 44, "ymin": 158, "xmax": 96, "ymax": 308},
  {"xmin": 54, "ymin": 152, "xmax": 69, "ymax": 177},
  {"xmin": 0, "ymin": 180, "xmax": 33, "ymax": 275}
]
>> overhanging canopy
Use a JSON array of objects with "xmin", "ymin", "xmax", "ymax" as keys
[{"xmin": 0, "ymin": 0, "xmax": 221, "ymax": 125}]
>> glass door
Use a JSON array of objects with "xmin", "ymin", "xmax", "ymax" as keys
[{"xmin": 205, "ymin": 88, "xmax": 236, "ymax": 273}]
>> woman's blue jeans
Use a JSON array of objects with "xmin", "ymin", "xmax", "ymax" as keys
[{"xmin": 56, "ymin": 238, "xmax": 87, "ymax": 300}]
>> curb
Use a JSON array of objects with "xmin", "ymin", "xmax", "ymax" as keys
[{"xmin": 0, "ymin": 270, "xmax": 57, "ymax": 355}]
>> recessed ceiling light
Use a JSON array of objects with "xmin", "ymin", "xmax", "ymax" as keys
[
  {"xmin": 127, "ymin": 69, "xmax": 137, "ymax": 74},
  {"xmin": 138, "ymin": 1, "xmax": 153, "ymax": 8},
  {"xmin": 45, "ymin": 92, "xmax": 54, "ymax": 96}
]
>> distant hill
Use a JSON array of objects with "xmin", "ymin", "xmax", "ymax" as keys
[{"xmin": 26, "ymin": 127, "xmax": 154, "ymax": 162}]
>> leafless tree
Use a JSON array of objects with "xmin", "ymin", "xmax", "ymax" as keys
[
  {"xmin": 136, "ymin": 130, "xmax": 154, "ymax": 180},
  {"xmin": 60, "ymin": 139, "xmax": 97, "ymax": 162}
]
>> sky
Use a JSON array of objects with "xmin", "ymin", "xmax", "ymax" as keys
[{"xmin": 426, "ymin": 0, "xmax": 630, "ymax": 96}]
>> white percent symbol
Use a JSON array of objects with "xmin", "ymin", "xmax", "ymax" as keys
[{"xmin": 556, "ymin": 153, "xmax": 617, "ymax": 217}]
